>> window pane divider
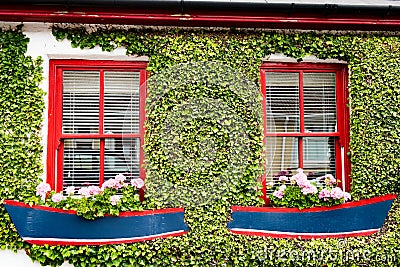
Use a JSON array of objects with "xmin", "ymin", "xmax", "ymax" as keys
[
  {"xmin": 59, "ymin": 133, "xmax": 141, "ymax": 139},
  {"xmin": 100, "ymin": 139, "xmax": 105, "ymax": 185},
  {"xmin": 99, "ymin": 70, "xmax": 105, "ymax": 134},
  {"xmin": 265, "ymin": 132, "xmax": 340, "ymax": 137},
  {"xmin": 298, "ymin": 71, "xmax": 304, "ymax": 168},
  {"xmin": 99, "ymin": 70, "xmax": 105, "ymax": 184}
]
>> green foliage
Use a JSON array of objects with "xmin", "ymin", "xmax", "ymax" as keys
[
  {"xmin": 1, "ymin": 25, "xmax": 400, "ymax": 266},
  {"xmin": 29, "ymin": 177, "xmax": 144, "ymax": 220},
  {"xmin": 0, "ymin": 25, "xmax": 44, "ymax": 251},
  {"xmin": 269, "ymin": 170, "xmax": 348, "ymax": 209},
  {"xmin": 144, "ymin": 61, "xmax": 264, "ymax": 208}
]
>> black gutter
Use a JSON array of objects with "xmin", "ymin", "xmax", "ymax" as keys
[{"xmin": 3, "ymin": 0, "xmax": 400, "ymax": 16}]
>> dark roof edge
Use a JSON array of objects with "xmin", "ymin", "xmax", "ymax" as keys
[
  {"xmin": 3, "ymin": 1, "xmax": 400, "ymax": 30},
  {"xmin": 6, "ymin": 0, "xmax": 400, "ymax": 13}
]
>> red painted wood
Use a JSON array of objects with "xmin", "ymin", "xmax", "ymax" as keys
[
  {"xmin": 3, "ymin": 200, "xmax": 185, "ymax": 216},
  {"xmin": 335, "ymin": 68, "xmax": 344, "ymax": 190},
  {"xmin": 298, "ymin": 71, "xmax": 304, "ymax": 168},
  {"xmin": 260, "ymin": 69, "xmax": 267, "ymax": 201},
  {"xmin": 260, "ymin": 62, "xmax": 350, "ymax": 200},
  {"xmin": 1, "ymin": 6, "xmax": 400, "ymax": 30},
  {"xmin": 3, "ymin": 200, "xmax": 77, "ymax": 215},
  {"xmin": 265, "ymin": 132, "xmax": 340, "ymax": 137},
  {"xmin": 299, "ymin": 71, "xmax": 304, "ymax": 133},
  {"xmin": 231, "ymin": 194, "xmax": 397, "ymax": 213},
  {"xmin": 25, "ymin": 231, "xmax": 189, "ymax": 246},
  {"xmin": 59, "ymin": 133, "xmax": 142, "ymax": 139},
  {"xmin": 342, "ymin": 68, "xmax": 351, "ymax": 191},
  {"xmin": 55, "ymin": 66, "xmax": 65, "ymax": 192},
  {"xmin": 99, "ymin": 70, "xmax": 105, "ymax": 184},
  {"xmin": 46, "ymin": 61, "xmax": 57, "ymax": 189},
  {"xmin": 228, "ymin": 229, "xmax": 379, "ymax": 239},
  {"xmin": 139, "ymin": 69, "xmax": 147, "ymax": 201},
  {"xmin": 47, "ymin": 60, "xmax": 148, "ymax": 191},
  {"xmin": 99, "ymin": 69, "xmax": 105, "ymax": 135}
]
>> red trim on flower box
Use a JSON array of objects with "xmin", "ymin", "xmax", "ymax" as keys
[
  {"xmin": 228, "ymin": 229, "xmax": 379, "ymax": 239},
  {"xmin": 24, "ymin": 231, "xmax": 189, "ymax": 246},
  {"xmin": 231, "ymin": 194, "xmax": 397, "ymax": 213},
  {"xmin": 3, "ymin": 200, "xmax": 184, "ymax": 216}
]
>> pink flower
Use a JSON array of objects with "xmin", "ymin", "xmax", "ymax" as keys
[
  {"xmin": 301, "ymin": 184, "xmax": 318, "ymax": 195},
  {"xmin": 101, "ymin": 178, "xmax": 117, "ymax": 190},
  {"xmin": 343, "ymin": 192, "xmax": 351, "ymax": 202},
  {"xmin": 279, "ymin": 176, "xmax": 288, "ymax": 182},
  {"xmin": 78, "ymin": 187, "xmax": 91, "ymax": 197},
  {"xmin": 318, "ymin": 188, "xmax": 331, "ymax": 201},
  {"xmin": 110, "ymin": 195, "xmax": 120, "ymax": 206},
  {"xmin": 296, "ymin": 177, "xmax": 311, "ymax": 188},
  {"xmin": 266, "ymin": 181, "xmax": 274, "ymax": 188},
  {"xmin": 131, "ymin": 178, "xmax": 145, "ymax": 189},
  {"xmin": 36, "ymin": 182, "xmax": 51, "ymax": 201},
  {"xmin": 291, "ymin": 168, "xmax": 310, "ymax": 188},
  {"xmin": 324, "ymin": 174, "xmax": 336, "ymax": 185},
  {"xmin": 115, "ymin": 174, "xmax": 126, "ymax": 183},
  {"xmin": 51, "ymin": 193, "xmax": 64, "ymax": 203},
  {"xmin": 65, "ymin": 186, "xmax": 75, "ymax": 196},
  {"xmin": 87, "ymin": 186, "xmax": 102, "ymax": 195},
  {"xmin": 273, "ymin": 190, "xmax": 284, "ymax": 199},
  {"xmin": 330, "ymin": 187, "xmax": 344, "ymax": 200},
  {"xmin": 279, "ymin": 184, "xmax": 286, "ymax": 192}
]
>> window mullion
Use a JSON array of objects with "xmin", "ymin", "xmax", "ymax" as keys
[
  {"xmin": 299, "ymin": 71, "xmax": 305, "ymax": 133},
  {"xmin": 56, "ymin": 141, "xmax": 65, "ymax": 192},
  {"xmin": 54, "ymin": 67, "xmax": 65, "ymax": 191},
  {"xmin": 99, "ymin": 70, "xmax": 105, "ymax": 184},
  {"xmin": 100, "ymin": 139, "xmax": 105, "ymax": 185},
  {"xmin": 298, "ymin": 138, "xmax": 304, "ymax": 169},
  {"xmin": 99, "ymin": 70, "xmax": 105, "ymax": 135},
  {"xmin": 299, "ymin": 71, "xmax": 304, "ymax": 168}
]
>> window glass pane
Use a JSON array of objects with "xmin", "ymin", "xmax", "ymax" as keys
[
  {"xmin": 303, "ymin": 73, "xmax": 336, "ymax": 132},
  {"xmin": 303, "ymin": 137, "xmax": 336, "ymax": 183},
  {"xmin": 266, "ymin": 72, "xmax": 299, "ymax": 133},
  {"xmin": 104, "ymin": 138, "xmax": 140, "ymax": 180},
  {"xmin": 63, "ymin": 139, "xmax": 100, "ymax": 189},
  {"xmin": 104, "ymin": 71, "xmax": 140, "ymax": 134},
  {"xmin": 266, "ymin": 136, "xmax": 299, "ymax": 184},
  {"xmin": 63, "ymin": 71, "xmax": 100, "ymax": 134}
]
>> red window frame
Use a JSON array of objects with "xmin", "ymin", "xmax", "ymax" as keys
[
  {"xmin": 260, "ymin": 62, "xmax": 350, "ymax": 199},
  {"xmin": 47, "ymin": 59, "xmax": 148, "ymax": 192}
]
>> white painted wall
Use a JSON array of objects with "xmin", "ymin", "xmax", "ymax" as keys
[
  {"xmin": 0, "ymin": 250, "xmax": 74, "ymax": 267},
  {"xmin": 0, "ymin": 21, "xmax": 148, "ymax": 267}
]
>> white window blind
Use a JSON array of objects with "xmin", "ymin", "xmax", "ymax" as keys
[
  {"xmin": 104, "ymin": 71, "xmax": 140, "ymax": 134},
  {"xmin": 63, "ymin": 138, "xmax": 100, "ymax": 187},
  {"xmin": 303, "ymin": 73, "xmax": 337, "ymax": 132},
  {"xmin": 265, "ymin": 71, "xmax": 337, "ymax": 186},
  {"xmin": 266, "ymin": 72, "xmax": 299, "ymax": 133},
  {"xmin": 63, "ymin": 71, "xmax": 100, "ymax": 134},
  {"xmin": 61, "ymin": 70, "xmax": 142, "ymax": 189}
]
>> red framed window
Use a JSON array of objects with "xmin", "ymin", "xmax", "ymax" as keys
[
  {"xmin": 47, "ymin": 60, "xmax": 147, "ymax": 192},
  {"xmin": 260, "ymin": 62, "xmax": 350, "ymax": 196}
]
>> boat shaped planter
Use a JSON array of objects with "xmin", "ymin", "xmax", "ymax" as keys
[
  {"xmin": 228, "ymin": 194, "xmax": 397, "ymax": 239},
  {"xmin": 3, "ymin": 200, "xmax": 189, "ymax": 246}
]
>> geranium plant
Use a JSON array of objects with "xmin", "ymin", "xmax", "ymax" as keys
[
  {"xmin": 32, "ymin": 174, "xmax": 145, "ymax": 220},
  {"xmin": 268, "ymin": 168, "xmax": 351, "ymax": 209}
]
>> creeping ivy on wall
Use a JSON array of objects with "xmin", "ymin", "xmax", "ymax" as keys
[
  {"xmin": 0, "ymin": 25, "xmax": 44, "ymax": 250},
  {"xmin": 1, "ymin": 25, "xmax": 400, "ymax": 266}
]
